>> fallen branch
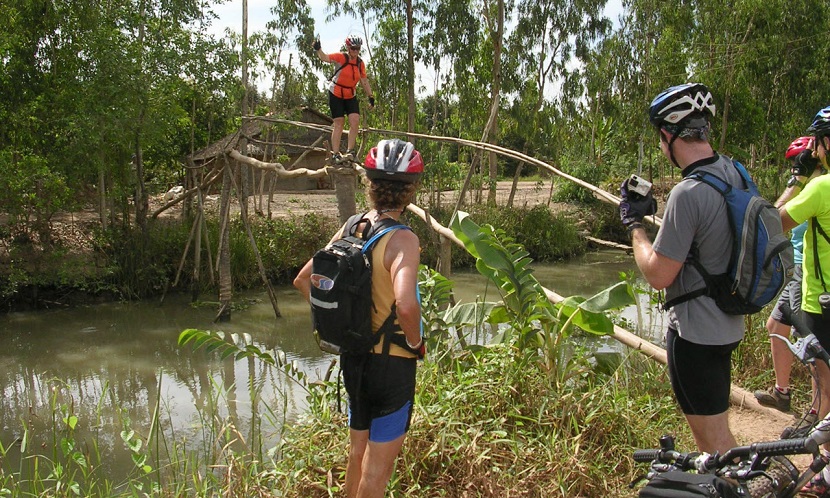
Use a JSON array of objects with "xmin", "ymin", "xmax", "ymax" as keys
[{"xmin": 584, "ymin": 235, "xmax": 631, "ymax": 252}]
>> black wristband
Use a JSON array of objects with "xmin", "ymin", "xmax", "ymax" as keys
[{"xmin": 626, "ymin": 222, "xmax": 645, "ymax": 236}]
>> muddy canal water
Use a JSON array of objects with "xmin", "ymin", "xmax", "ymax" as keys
[{"xmin": 0, "ymin": 250, "xmax": 664, "ymax": 481}]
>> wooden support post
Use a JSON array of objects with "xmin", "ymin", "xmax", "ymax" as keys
[{"xmin": 438, "ymin": 235, "xmax": 452, "ymax": 277}]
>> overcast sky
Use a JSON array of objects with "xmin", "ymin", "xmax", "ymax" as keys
[{"xmin": 207, "ymin": 0, "xmax": 624, "ymax": 96}]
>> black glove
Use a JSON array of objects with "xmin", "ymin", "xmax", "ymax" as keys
[
  {"xmin": 619, "ymin": 178, "xmax": 657, "ymax": 227},
  {"xmin": 791, "ymin": 150, "xmax": 818, "ymax": 177},
  {"xmin": 368, "ymin": 96, "xmax": 375, "ymax": 107},
  {"xmin": 312, "ymin": 39, "xmax": 321, "ymax": 51}
]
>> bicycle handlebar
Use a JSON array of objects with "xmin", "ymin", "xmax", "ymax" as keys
[
  {"xmin": 633, "ymin": 438, "xmax": 818, "ymax": 470},
  {"xmin": 750, "ymin": 437, "xmax": 819, "ymax": 457}
]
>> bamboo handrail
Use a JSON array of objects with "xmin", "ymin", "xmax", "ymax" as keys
[
  {"xmin": 405, "ymin": 203, "xmax": 789, "ymax": 421},
  {"xmin": 247, "ymin": 115, "xmax": 663, "ymax": 229}
]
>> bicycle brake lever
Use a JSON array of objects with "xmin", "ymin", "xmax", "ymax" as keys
[{"xmin": 771, "ymin": 333, "xmax": 821, "ymax": 364}]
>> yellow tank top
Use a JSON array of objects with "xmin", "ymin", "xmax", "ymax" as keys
[{"xmin": 369, "ymin": 232, "xmax": 418, "ymax": 358}]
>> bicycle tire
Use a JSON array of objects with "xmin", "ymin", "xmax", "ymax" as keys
[{"xmin": 744, "ymin": 456, "xmax": 798, "ymax": 498}]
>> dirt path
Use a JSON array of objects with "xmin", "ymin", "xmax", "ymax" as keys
[{"xmin": 730, "ymin": 405, "xmax": 813, "ymax": 468}]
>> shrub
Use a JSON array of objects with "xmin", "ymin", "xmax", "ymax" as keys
[{"xmin": 415, "ymin": 204, "xmax": 585, "ymax": 269}]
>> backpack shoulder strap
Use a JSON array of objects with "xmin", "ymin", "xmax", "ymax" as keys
[
  {"xmin": 688, "ymin": 158, "xmax": 757, "ymax": 196},
  {"xmin": 329, "ymin": 53, "xmax": 348, "ymax": 81},
  {"xmin": 814, "ymin": 216, "xmax": 830, "ymax": 245},
  {"xmin": 688, "ymin": 171, "xmax": 729, "ymax": 195},
  {"xmin": 361, "ymin": 218, "xmax": 411, "ymax": 254},
  {"xmin": 343, "ymin": 212, "xmax": 369, "ymax": 238},
  {"xmin": 812, "ymin": 217, "xmax": 830, "ymax": 292},
  {"xmin": 730, "ymin": 159, "xmax": 759, "ymax": 195}
]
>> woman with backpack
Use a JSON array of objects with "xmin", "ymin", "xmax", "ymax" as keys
[{"xmin": 294, "ymin": 139, "xmax": 424, "ymax": 497}]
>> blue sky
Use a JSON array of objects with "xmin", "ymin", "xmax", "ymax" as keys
[{"xmin": 208, "ymin": 0, "xmax": 624, "ymax": 96}]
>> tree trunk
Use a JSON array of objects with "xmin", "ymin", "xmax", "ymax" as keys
[
  {"xmin": 192, "ymin": 189, "xmax": 203, "ymax": 302},
  {"xmin": 134, "ymin": 129, "xmax": 148, "ymax": 232},
  {"xmin": 334, "ymin": 167, "xmax": 357, "ymax": 224},
  {"xmin": 134, "ymin": 0, "xmax": 148, "ymax": 232},
  {"xmin": 98, "ymin": 159, "xmax": 107, "ymax": 230},
  {"xmin": 507, "ymin": 160, "xmax": 525, "ymax": 208},
  {"xmin": 216, "ymin": 157, "xmax": 233, "ymax": 322},
  {"xmin": 486, "ymin": 0, "xmax": 504, "ymax": 205},
  {"xmin": 406, "ymin": 0, "xmax": 415, "ymax": 136}
]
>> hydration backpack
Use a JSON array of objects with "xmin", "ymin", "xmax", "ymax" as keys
[
  {"xmin": 309, "ymin": 213, "xmax": 412, "ymax": 355},
  {"xmin": 664, "ymin": 160, "xmax": 794, "ymax": 315}
]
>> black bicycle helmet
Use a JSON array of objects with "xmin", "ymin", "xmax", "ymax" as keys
[
  {"xmin": 808, "ymin": 105, "xmax": 830, "ymax": 138},
  {"xmin": 364, "ymin": 139, "xmax": 424, "ymax": 183},
  {"xmin": 649, "ymin": 83, "xmax": 716, "ymax": 130}
]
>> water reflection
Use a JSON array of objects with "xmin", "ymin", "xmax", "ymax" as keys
[
  {"xmin": 0, "ymin": 286, "xmax": 330, "ymax": 481},
  {"xmin": 0, "ymin": 250, "xmax": 667, "ymax": 482}
]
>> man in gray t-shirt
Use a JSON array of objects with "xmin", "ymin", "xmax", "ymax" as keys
[{"xmin": 619, "ymin": 83, "xmax": 744, "ymax": 455}]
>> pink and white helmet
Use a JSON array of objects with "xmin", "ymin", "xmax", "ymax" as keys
[{"xmin": 364, "ymin": 139, "xmax": 424, "ymax": 183}]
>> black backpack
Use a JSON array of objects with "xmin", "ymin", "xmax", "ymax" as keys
[
  {"xmin": 309, "ymin": 213, "xmax": 411, "ymax": 355},
  {"xmin": 639, "ymin": 471, "xmax": 740, "ymax": 498},
  {"xmin": 664, "ymin": 160, "xmax": 794, "ymax": 315}
]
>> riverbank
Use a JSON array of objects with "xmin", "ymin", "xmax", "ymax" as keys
[
  {"xmin": 0, "ymin": 198, "xmax": 807, "ymax": 496},
  {"xmin": 0, "ymin": 181, "xmax": 608, "ymax": 312}
]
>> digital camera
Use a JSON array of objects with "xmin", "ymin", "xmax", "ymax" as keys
[{"xmin": 628, "ymin": 174, "xmax": 653, "ymax": 198}]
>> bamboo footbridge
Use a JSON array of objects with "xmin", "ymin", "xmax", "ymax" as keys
[{"xmin": 166, "ymin": 115, "xmax": 789, "ymax": 422}]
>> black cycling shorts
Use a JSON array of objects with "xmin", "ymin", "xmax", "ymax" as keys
[
  {"xmin": 666, "ymin": 327, "xmax": 739, "ymax": 416},
  {"xmin": 341, "ymin": 353, "xmax": 416, "ymax": 442},
  {"xmin": 804, "ymin": 311, "xmax": 830, "ymax": 352},
  {"xmin": 328, "ymin": 91, "xmax": 360, "ymax": 119}
]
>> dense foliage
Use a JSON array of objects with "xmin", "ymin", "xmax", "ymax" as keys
[{"xmin": 2, "ymin": 0, "xmax": 829, "ymax": 232}]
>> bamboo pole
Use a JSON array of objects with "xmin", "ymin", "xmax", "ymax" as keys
[
  {"xmin": 405, "ymin": 203, "xmax": 788, "ymax": 421},
  {"xmin": 228, "ymin": 158, "xmax": 281, "ymax": 318}
]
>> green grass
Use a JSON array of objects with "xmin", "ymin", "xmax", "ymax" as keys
[{"xmin": 268, "ymin": 343, "xmax": 688, "ymax": 497}]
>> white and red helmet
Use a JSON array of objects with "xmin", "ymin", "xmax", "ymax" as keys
[
  {"xmin": 364, "ymin": 139, "xmax": 424, "ymax": 183},
  {"xmin": 345, "ymin": 36, "xmax": 363, "ymax": 49},
  {"xmin": 785, "ymin": 136, "xmax": 813, "ymax": 160}
]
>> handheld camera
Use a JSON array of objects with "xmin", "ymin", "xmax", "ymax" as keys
[{"xmin": 627, "ymin": 174, "xmax": 653, "ymax": 198}]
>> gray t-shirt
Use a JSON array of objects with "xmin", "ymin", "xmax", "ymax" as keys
[{"xmin": 652, "ymin": 153, "xmax": 745, "ymax": 345}]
